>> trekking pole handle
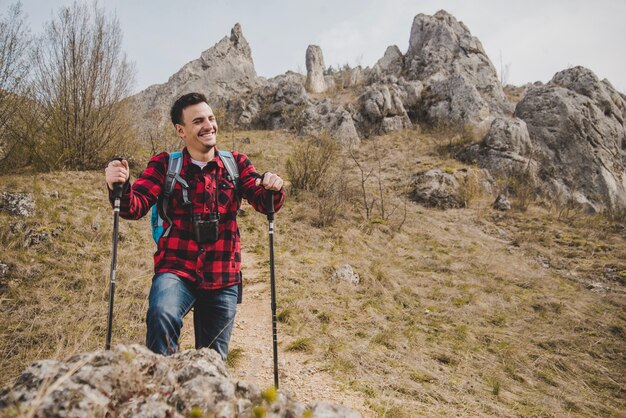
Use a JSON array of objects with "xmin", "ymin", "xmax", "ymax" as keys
[
  {"xmin": 266, "ymin": 189, "xmax": 275, "ymax": 221},
  {"xmin": 112, "ymin": 157, "xmax": 124, "ymax": 199}
]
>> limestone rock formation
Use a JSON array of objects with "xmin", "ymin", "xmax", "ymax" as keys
[
  {"xmin": 514, "ymin": 66, "xmax": 626, "ymax": 211},
  {"xmin": 300, "ymin": 100, "xmax": 360, "ymax": 145},
  {"xmin": 0, "ymin": 344, "xmax": 361, "ymax": 417},
  {"xmin": 372, "ymin": 45, "xmax": 404, "ymax": 77},
  {"xmin": 305, "ymin": 45, "xmax": 328, "ymax": 93},
  {"xmin": 0, "ymin": 192, "xmax": 35, "ymax": 217},
  {"xmin": 358, "ymin": 81, "xmax": 415, "ymax": 136},
  {"xmin": 132, "ymin": 23, "xmax": 260, "ymax": 129},
  {"xmin": 404, "ymin": 10, "xmax": 512, "ymax": 128},
  {"xmin": 458, "ymin": 117, "xmax": 538, "ymax": 176}
]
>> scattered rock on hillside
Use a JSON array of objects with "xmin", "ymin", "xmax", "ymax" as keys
[
  {"xmin": 0, "ymin": 261, "xmax": 11, "ymax": 288},
  {"xmin": 404, "ymin": 10, "xmax": 512, "ymax": 128},
  {"xmin": 493, "ymin": 194, "xmax": 511, "ymax": 211},
  {"xmin": 513, "ymin": 66, "xmax": 626, "ymax": 212},
  {"xmin": 410, "ymin": 169, "xmax": 465, "ymax": 209},
  {"xmin": 0, "ymin": 192, "xmax": 35, "ymax": 217},
  {"xmin": 305, "ymin": 45, "xmax": 328, "ymax": 94},
  {"xmin": 0, "ymin": 344, "xmax": 362, "ymax": 418},
  {"xmin": 331, "ymin": 264, "xmax": 361, "ymax": 285},
  {"xmin": 409, "ymin": 168, "xmax": 492, "ymax": 209}
]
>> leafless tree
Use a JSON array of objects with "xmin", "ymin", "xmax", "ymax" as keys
[
  {"xmin": 0, "ymin": 2, "xmax": 31, "ymax": 169},
  {"xmin": 30, "ymin": 0, "xmax": 137, "ymax": 169}
]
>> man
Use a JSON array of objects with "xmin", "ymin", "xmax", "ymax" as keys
[{"xmin": 105, "ymin": 92, "xmax": 285, "ymax": 359}]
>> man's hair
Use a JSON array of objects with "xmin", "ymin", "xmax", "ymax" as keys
[{"xmin": 170, "ymin": 92, "xmax": 209, "ymax": 126}]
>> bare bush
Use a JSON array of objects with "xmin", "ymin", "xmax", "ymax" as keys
[
  {"xmin": 285, "ymin": 133, "xmax": 341, "ymax": 193},
  {"xmin": 0, "ymin": 2, "xmax": 31, "ymax": 172},
  {"xmin": 30, "ymin": 1, "xmax": 137, "ymax": 170}
]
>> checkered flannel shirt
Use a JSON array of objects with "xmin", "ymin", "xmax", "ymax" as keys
[{"xmin": 109, "ymin": 147, "xmax": 285, "ymax": 290}]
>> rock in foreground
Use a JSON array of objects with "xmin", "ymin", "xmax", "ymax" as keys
[{"xmin": 0, "ymin": 344, "xmax": 361, "ymax": 418}]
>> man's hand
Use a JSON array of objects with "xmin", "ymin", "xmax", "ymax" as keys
[
  {"xmin": 255, "ymin": 172, "xmax": 284, "ymax": 191},
  {"xmin": 105, "ymin": 159, "xmax": 129, "ymax": 191}
]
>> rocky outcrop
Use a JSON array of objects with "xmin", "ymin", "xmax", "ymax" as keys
[
  {"xmin": 0, "ymin": 192, "xmax": 35, "ymax": 217},
  {"xmin": 300, "ymin": 100, "xmax": 360, "ymax": 145},
  {"xmin": 459, "ymin": 66, "xmax": 626, "ymax": 212},
  {"xmin": 358, "ymin": 80, "xmax": 418, "ymax": 136},
  {"xmin": 132, "ymin": 23, "xmax": 260, "ymax": 129},
  {"xmin": 404, "ymin": 10, "xmax": 512, "ymax": 128},
  {"xmin": 458, "ymin": 117, "xmax": 538, "ymax": 176},
  {"xmin": 514, "ymin": 66, "xmax": 626, "ymax": 211},
  {"xmin": 305, "ymin": 45, "xmax": 328, "ymax": 94},
  {"xmin": 0, "ymin": 344, "xmax": 361, "ymax": 417},
  {"xmin": 371, "ymin": 46, "xmax": 404, "ymax": 78}
]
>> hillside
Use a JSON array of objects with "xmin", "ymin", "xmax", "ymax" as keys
[{"xmin": 1, "ymin": 129, "xmax": 625, "ymax": 417}]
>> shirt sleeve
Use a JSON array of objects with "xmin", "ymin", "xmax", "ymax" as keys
[
  {"xmin": 235, "ymin": 152, "xmax": 285, "ymax": 214},
  {"xmin": 107, "ymin": 153, "xmax": 167, "ymax": 220}
]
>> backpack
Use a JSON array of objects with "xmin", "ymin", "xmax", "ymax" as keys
[{"xmin": 151, "ymin": 150, "xmax": 240, "ymax": 244}]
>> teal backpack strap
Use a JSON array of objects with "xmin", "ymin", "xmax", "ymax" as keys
[
  {"xmin": 151, "ymin": 151, "xmax": 187, "ymax": 243},
  {"xmin": 217, "ymin": 150, "xmax": 241, "ymax": 201}
]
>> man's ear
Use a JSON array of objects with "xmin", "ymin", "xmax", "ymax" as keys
[{"xmin": 175, "ymin": 124, "xmax": 185, "ymax": 138}]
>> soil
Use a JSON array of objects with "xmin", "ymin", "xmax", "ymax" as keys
[{"xmin": 180, "ymin": 249, "xmax": 369, "ymax": 415}]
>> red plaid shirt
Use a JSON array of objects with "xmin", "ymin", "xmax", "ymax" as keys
[{"xmin": 109, "ymin": 147, "xmax": 285, "ymax": 290}]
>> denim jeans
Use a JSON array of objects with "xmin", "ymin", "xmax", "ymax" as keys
[{"xmin": 146, "ymin": 272, "xmax": 238, "ymax": 360}]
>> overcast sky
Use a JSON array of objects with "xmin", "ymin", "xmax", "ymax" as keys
[{"xmin": 9, "ymin": 0, "xmax": 626, "ymax": 94}]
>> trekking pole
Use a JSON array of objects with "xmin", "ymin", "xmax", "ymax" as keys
[
  {"xmin": 106, "ymin": 161, "xmax": 124, "ymax": 350},
  {"xmin": 266, "ymin": 191, "xmax": 279, "ymax": 389}
]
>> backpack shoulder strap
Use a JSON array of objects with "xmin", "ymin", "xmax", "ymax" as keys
[
  {"xmin": 161, "ymin": 151, "xmax": 189, "ymax": 239},
  {"xmin": 217, "ymin": 150, "xmax": 239, "ymax": 183},
  {"xmin": 217, "ymin": 150, "xmax": 241, "ymax": 201}
]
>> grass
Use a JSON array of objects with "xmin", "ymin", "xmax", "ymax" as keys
[{"xmin": 0, "ymin": 129, "xmax": 625, "ymax": 417}]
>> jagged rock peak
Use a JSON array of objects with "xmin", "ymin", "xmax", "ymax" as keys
[
  {"xmin": 229, "ymin": 22, "xmax": 252, "ymax": 56},
  {"xmin": 404, "ymin": 9, "xmax": 511, "ymax": 128}
]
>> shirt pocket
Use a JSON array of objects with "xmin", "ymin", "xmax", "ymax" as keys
[{"xmin": 217, "ymin": 179, "xmax": 237, "ymax": 215}]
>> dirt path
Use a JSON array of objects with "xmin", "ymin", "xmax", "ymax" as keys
[
  {"xmin": 180, "ymin": 249, "xmax": 368, "ymax": 414},
  {"xmin": 229, "ymin": 250, "xmax": 367, "ymax": 413}
]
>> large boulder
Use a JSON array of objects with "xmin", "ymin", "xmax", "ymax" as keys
[
  {"xmin": 305, "ymin": 45, "xmax": 328, "ymax": 93},
  {"xmin": 514, "ymin": 66, "xmax": 626, "ymax": 211},
  {"xmin": 132, "ymin": 23, "xmax": 260, "ymax": 130},
  {"xmin": 0, "ymin": 344, "xmax": 361, "ymax": 417},
  {"xmin": 458, "ymin": 117, "xmax": 539, "ymax": 177},
  {"xmin": 409, "ymin": 168, "xmax": 492, "ymax": 209},
  {"xmin": 404, "ymin": 10, "xmax": 512, "ymax": 128}
]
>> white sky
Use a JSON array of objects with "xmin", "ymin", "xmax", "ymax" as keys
[{"xmin": 8, "ymin": 0, "xmax": 626, "ymax": 94}]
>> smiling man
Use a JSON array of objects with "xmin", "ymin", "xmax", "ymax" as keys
[{"xmin": 104, "ymin": 92, "xmax": 285, "ymax": 358}]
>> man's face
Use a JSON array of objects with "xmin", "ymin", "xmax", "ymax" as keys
[{"xmin": 175, "ymin": 102, "xmax": 218, "ymax": 154}]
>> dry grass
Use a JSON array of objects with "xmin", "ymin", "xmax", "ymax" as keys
[{"xmin": 1, "ymin": 129, "xmax": 624, "ymax": 417}]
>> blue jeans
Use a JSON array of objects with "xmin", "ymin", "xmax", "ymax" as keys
[{"xmin": 146, "ymin": 272, "xmax": 238, "ymax": 359}]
